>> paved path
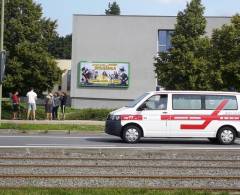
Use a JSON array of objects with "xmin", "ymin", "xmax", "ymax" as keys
[
  {"xmin": 0, "ymin": 119, "xmax": 104, "ymax": 125},
  {"xmin": 0, "ymin": 133, "xmax": 239, "ymax": 149}
]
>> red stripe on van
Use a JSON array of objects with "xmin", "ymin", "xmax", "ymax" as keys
[
  {"xmin": 121, "ymin": 115, "xmax": 143, "ymax": 121},
  {"xmin": 161, "ymin": 115, "xmax": 240, "ymax": 121}
]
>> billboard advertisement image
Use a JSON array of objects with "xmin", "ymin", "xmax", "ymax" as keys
[{"xmin": 78, "ymin": 61, "xmax": 129, "ymax": 88}]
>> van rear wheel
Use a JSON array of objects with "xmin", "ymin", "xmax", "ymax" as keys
[
  {"xmin": 123, "ymin": 125, "xmax": 141, "ymax": 144},
  {"xmin": 217, "ymin": 127, "xmax": 236, "ymax": 145}
]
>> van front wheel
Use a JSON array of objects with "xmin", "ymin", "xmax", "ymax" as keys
[
  {"xmin": 123, "ymin": 125, "xmax": 141, "ymax": 144},
  {"xmin": 217, "ymin": 127, "xmax": 236, "ymax": 145}
]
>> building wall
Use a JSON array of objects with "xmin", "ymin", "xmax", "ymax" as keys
[
  {"xmin": 52, "ymin": 59, "xmax": 71, "ymax": 95},
  {"xmin": 71, "ymin": 15, "xmax": 231, "ymax": 109}
]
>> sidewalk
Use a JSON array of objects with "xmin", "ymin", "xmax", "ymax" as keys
[{"xmin": 0, "ymin": 120, "xmax": 105, "ymax": 126}]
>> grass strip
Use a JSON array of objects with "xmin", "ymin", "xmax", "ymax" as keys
[
  {"xmin": 0, "ymin": 188, "xmax": 231, "ymax": 195},
  {"xmin": 0, "ymin": 123, "xmax": 104, "ymax": 132}
]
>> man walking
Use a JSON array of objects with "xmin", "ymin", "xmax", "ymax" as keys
[{"xmin": 26, "ymin": 87, "xmax": 37, "ymax": 120}]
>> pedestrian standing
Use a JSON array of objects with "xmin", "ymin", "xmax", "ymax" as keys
[
  {"xmin": 45, "ymin": 93, "xmax": 53, "ymax": 120},
  {"xmin": 52, "ymin": 92, "xmax": 60, "ymax": 120},
  {"xmin": 11, "ymin": 91, "xmax": 20, "ymax": 120},
  {"xmin": 60, "ymin": 92, "xmax": 67, "ymax": 120},
  {"xmin": 26, "ymin": 87, "xmax": 37, "ymax": 120}
]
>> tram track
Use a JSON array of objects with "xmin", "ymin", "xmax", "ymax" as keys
[{"xmin": 0, "ymin": 151, "xmax": 240, "ymax": 189}]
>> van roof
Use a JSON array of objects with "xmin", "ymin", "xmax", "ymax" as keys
[{"xmin": 149, "ymin": 90, "xmax": 240, "ymax": 95}]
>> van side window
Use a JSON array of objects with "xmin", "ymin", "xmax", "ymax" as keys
[
  {"xmin": 143, "ymin": 94, "xmax": 168, "ymax": 110},
  {"xmin": 205, "ymin": 95, "xmax": 238, "ymax": 110},
  {"xmin": 173, "ymin": 94, "xmax": 202, "ymax": 110}
]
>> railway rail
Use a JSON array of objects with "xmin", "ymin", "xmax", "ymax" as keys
[
  {"xmin": 1, "ymin": 164, "xmax": 240, "ymax": 169},
  {"xmin": 1, "ymin": 157, "xmax": 240, "ymax": 161},
  {"xmin": 0, "ymin": 175, "xmax": 240, "ymax": 179}
]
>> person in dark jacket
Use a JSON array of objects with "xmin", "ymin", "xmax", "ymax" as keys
[
  {"xmin": 60, "ymin": 92, "xmax": 67, "ymax": 120},
  {"xmin": 52, "ymin": 92, "xmax": 60, "ymax": 120}
]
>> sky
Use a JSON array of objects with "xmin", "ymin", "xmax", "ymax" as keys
[{"xmin": 34, "ymin": 0, "xmax": 240, "ymax": 36}]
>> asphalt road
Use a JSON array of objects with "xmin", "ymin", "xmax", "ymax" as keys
[{"xmin": 0, "ymin": 133, "xmax": 240, "ymax": 149}]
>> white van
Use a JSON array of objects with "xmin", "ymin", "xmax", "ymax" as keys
[{"xmin": 105, "ymin": 91, "xmax": 240, "ymax": 145}]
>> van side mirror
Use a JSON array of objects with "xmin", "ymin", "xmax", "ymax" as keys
[{"xmin": 137, "ymin": 103, "xmax": 147, "ymax": 111}]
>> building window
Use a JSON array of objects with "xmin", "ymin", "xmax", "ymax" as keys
[
  {"xmin": 158, "ymin": 30, "xmax": 173, "ymax": 52},
  {"xmin": 67, "ymin": 70, "xmax": 71, "ymax": 91}
]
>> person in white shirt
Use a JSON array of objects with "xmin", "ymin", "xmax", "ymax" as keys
[{"xmin": 26, "ymin": 87, "xmax": 37, "ymax": 120}]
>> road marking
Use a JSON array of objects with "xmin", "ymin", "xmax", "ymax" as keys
[
  {"xmin": 0, "ymin": 146, "xmax": 239, "ymax": 150},
  {"xmin": 26, "ymin": 144, "xmax": 115, "ymax": 147}
]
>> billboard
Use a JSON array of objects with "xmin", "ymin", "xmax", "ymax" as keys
[{"xmin": 78, "ymin": 61, "xmax": 129, "ymax": 88}]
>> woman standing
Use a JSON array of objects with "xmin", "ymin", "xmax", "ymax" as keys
[{"xmin": 12, "ymin": 91, "xmax": 20, "ymax": 120}]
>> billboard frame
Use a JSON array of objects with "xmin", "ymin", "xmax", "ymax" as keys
[{"xmin": 77, "ymin": 61, "xmax": 130, "ymax": 89}]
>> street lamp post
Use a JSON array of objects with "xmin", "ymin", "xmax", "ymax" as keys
[{"xmin": 0, "ymin": 0, "xmax": 5, "ymax": 120}]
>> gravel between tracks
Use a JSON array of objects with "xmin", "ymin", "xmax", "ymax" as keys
[
  {"xmin": 0, "ymin": 159, "xmax": 240, "ymax": 167},
  {"xmin": 0, "ymin": 166, "xmax": 240, "ymax": 177},
  {"xmin": 0, "ymin": 177, "xmax": 240, "ymax": 189}
]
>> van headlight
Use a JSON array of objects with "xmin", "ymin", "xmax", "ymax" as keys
[{"xmin": 110, "ymin": 115, "xmax": 121, "ymax": 121}]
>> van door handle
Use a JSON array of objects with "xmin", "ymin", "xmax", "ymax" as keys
[{"xmin": 162, "ymin": 112, "xmax": 168, "ymax": 114}]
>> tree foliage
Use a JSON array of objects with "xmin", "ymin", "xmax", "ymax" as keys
[
  {"xmin": 211, "ymin": 15, "xmax": 240, "ymax": 91},
  {"xmin": 154, "ymin": 0, "xmax": 213, "ymax": 90},
  {"xmin": 48, "ymin": 34, "xmax": 72, "ymax": 59},
  {"xmin": 1, "ymin": 0, "xmax": 62, "ymax": 96},
  {"xmin": 105, "ymin": 1, "xmax": 120, "ymax": 15}
]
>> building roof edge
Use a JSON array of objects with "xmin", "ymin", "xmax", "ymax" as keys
[{"xmin": 73, "ymin": 14, "xmax": 232, "ymax": 18}]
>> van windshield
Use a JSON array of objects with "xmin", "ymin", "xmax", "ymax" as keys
[{"xmin": 126, "ymin": 93, "xmax": 149, "ymax": 108}]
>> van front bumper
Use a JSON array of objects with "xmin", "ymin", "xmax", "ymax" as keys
[{"xmin": 105, "ymin": 120, "xmax": 122, "ymax": 137}]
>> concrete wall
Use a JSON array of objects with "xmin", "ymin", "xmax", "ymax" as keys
[{"xmin": 71, "ymin": 15, "xmax": 231, "ymax": 109}]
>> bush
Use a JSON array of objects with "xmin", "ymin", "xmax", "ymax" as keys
[
  {"xmin": 2, "ymin": 101, "xmax": 113, "ymax": 121},
  {"xmin": 65, "ymin": 108, "xmax": 113, "ymax": 121},
  {"xmin": 2, "ymin": 101, "xmax": 46, "ymax": 120}
]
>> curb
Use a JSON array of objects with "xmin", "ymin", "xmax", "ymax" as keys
[
  {"xmin": 0, "ymin": 129, "xmax": 104, "ymax": 135},
  {"xmin": 0, "ymin": 120, "xmax": 105, "ymax": 126}
]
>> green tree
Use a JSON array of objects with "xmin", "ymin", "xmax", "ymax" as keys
[
  {"xmin": 105, "ymin": 1, "xmax": 120, "ymax": 15},
  {"xmin": 211, "ymin": 15, "xmax": 240, "ymax": 91},
  {"xmin": 1, "ymin": 0, "xmax": 62, "ymax": 96},
  {"xmin": 48, "ymin": 34, "xmax": 72, "ymax": 59},
  {"xmin": 154, "ymin": 0, "xmax": 212, "ymax": 90}
]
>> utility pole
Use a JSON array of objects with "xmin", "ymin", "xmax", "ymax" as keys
[{"xmin": 0, "ymin": 0, "xmax": 5, "ymax": 120}]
